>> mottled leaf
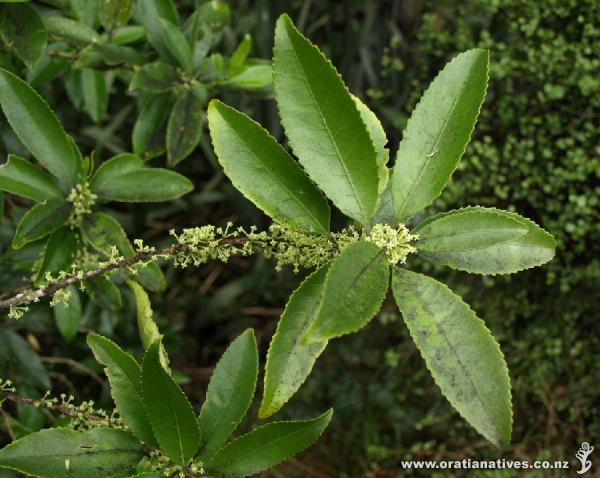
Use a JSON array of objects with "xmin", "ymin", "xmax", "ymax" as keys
[
  {"xmin": 0, "ymin": 427, "xmax": 143, "ymax": 478},
  {"xmin": 414, "ymin": 207, "xmax": 556, "ymax": 274},
  {"xmin": 392, "ymin": 268, "xmax": 512, "ymax": 448}
]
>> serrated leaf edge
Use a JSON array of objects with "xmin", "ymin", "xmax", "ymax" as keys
[
  {"xmin": 208, "ymin": 99, "xmax": 330, "ymax": 234},
  {"xmin": 393, "ymin": 269, "xmax": 512, "ymax": 447},
  {"xmin": 392, "ymin": 49, "xmax": 490, "ymax": 222},
  {"xmin": 207, "ymin": 409, "xmax": 333, "ymax": 473},
  {"xmin": 414, "ymin": 206, "xmax": 557, "ymax": 276},
  {"xmin": 197, "ymin": 329, "xmax": 258, "ymax": 457},
  {"xmin": 259, "ymin": 266, "xmax": 329, "ymax": 419},
  {"xmin": 273, "ymin": 14, "xmax": 379, "ymax": 224}
]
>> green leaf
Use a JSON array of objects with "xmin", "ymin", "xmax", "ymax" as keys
[
  {"xmin": 391, "ymin": 268, "xmax": 512, "ymax": 448},
  {"xmin": 353, "ymin": 95, "xmax": 389, "ymax": 195},
  {"xmin": 259, "ymin": 265, "xmax": 329, "ymax": 419},
  {"xmin": 229, "ymin": 34, "xmax": 251, "ymax": 75},
  {"xmin": 157, "ymin": 18, "xmax": 193, "ymax": 72},
  {"xmin": 198, "ymin": 329, "xmax": 258, "ymax": 460},
  {"xmin": 389, "ymin": 49, "xmax": 489, "ymax": 221},
  {"xmin": 0, "ymin": 427, "xmax": 144, "ymax": 477},
  {"xmin": 91, "ymin": 43, "xmax": 145, "ymax": 66},
  {"xmin": 89, "ymin": 153, "xmax": 144, "ymax": 195},
  {"xmin": 227, "ymin": 64, "xmax": 272, "ymax": 90},
  {"xmin": 35, "ymin": 226, "xmax": 77, "ymax": 286},
  {"xmin": 0, "ymin": 3, "xmax": 47, "ymax": 68},
  {"xmin": 136, "ymin": 0, "xmax": 179, "ymax": 61},
  {"xmin": 111, "ymin": 25, "xmax": 145, "ymax": 44},
  {"xmin": 0, "ymin": 154, "xmax": 62, "ymax": 202},
  {"xmin": 136, "ymin": 263, "xmax": 166, "ymax": 293},
  {"xmin": 86, "ymin": 276, "xmax": 122, "ymax": 311},
  {"xmin": 166, "ymin": 85, "xmax": 207, "ymax": 166},
  {"xmin": 273, "ymin": 14, "xmax": 379, "ymax": 224},
  {"xmin": 89, "ymin": 153, "xmax": 193, "ymax": 202},
  {"xmin": 130, "ymin": 61, "xmax": 179, "ymax": 92},
  {"xmin": 99, "ymin": 0, "xmax": 133, "ymax": 32},
  {"xmin": 0, "ymin": 330, "xmax": 50, "ymax": 389},
  {"xmin": 196, "ymin": 0, "xmax": 230, "ymax": 33},
  {"xmin": 206, "ymin": 410, "xmax": 333, "ymax": 477},
  {"xmin": 414, "ymin": 207, "xmax": 556, "ymax": 274},
  {"xmin": 80, "ymin": 211, "xmax": 133, "ymax": 256},
  {"xmin": 44, "ymin": 16, "xmax": 99, "ymax": 46},
  {"xmin": 128, "ymin": 281, "xmax": 159, "ymax": 351},
  {"xmin": 0, "ymin": 67, "xmax": 80, "ymax": 190},
  {"xmin": 128, "ymin": 280, "xmax": 169, "ymax": 369},
  {"xmin": 53, "ymin": 285, "xmax": 81, "ymax": 342},
  {"xmin": 80, "ymin": 212, "xmax": 166, "ymax": 291},
  {"xmin": 132, "ymin": 92, "xmax": 171, "ymax": 158},
  {"xmin": 70, "ymin": 0, "xmax": 100, "ymax": 28},
  {"xmin": 304, "ymin": 241, "xmax": 389, "ymax": 343},
  {"xmin": 208, "ymin": 100, "xmax": 330, "ymax": 234},
  {"xmin": 81, "ymin": 69, "xmax": 108, "ymax": 124},
  {"xmin": 142, "ymin": 340, "xmax": 200, "ymax": 466},
  {"xmin": 12, "ymin": 198, "xmax": 71, "ymax": 249},
  {"xmin": 87, "ymin": 333, "xmax": 157, "ymax": 446}
]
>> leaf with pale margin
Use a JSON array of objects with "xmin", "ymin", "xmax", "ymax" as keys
[
  {"xmin": 260, "ymin": 265, "xmax": 329, "ymax": 419},
  {"xmin": 91, "ymin": 163, "xmax": 192, "ymax": 203},
  {"xmin": 0, "ymin": 427, "xmax": 143, "ymax": 478},
  {"xmin": 128, "ymin": 280, "xmax": 169, "ymax": 370},
  {"xmin": 390, "ymin": 49, "xmax": 489, "ymax": 221},
  {"xmin": 392, "ymin": 268, "xmax": 512, "ymax": 448},
  {"xmin": 87, "ymin": 333, "xmax": 157, "ymax": 446},
  {"xmin": 206, "ymin": 410, "xmax": 333, "ymax": 477},
  {"xmin": 273, "ymin": 14, "xmax": 379, "ymax": 224},
  {"xmin": 414, "ymin": 207, "xmax": 556, "ymax": 274},
  {"xmin": 12, "ymin": 198, "xmax": 71, "ymax": 249},
  {"xmin": 305, "ymin": 241, "xmax": 389, "ymax": 343},
  {"xmin": 353, "ymin": 95, "xmax": 389, "ymax": 195},
  {"xmin": 198, "ymin": 329, "xmax": 258, "ymax": 460},
  {"xmin": 0, "ymin": 67, "xmax": 80, "ymax": 191},
  {"xmin": 208, "ymin": 100, "xmax": 330, "ymax": 234},
  {"xmin": 142, "ymin": 340, "xmax": 200, "ymax": 466},
  {"xmin": 0, "ymin": 154, "xmax": 62, "ymax": 202}
]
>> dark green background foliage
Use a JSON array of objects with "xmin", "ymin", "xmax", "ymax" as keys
[{"xmin": 0, "ymin": 0, "xmax": 597, "ymax": 476}]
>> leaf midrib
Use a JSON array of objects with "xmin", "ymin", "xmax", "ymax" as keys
[
  {"xmin": 283, "ymin": 41, "xmax": 367, "ymax": 222},
  {"xmin": 395, "ymin": 63, "xmax": 473, "ymax": 220},
  {"xmin": 223, "ymin": 114, "xmax": 326, "ymax": 232},
  {"xmin": 413, "ymin": 284, "xmax": 501, "ymax": 443},
  {"xmin": 212, "ymin": 424, "xmax": 313, "ymax": 471}
]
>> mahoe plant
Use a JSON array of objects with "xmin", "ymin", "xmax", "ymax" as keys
[{"xmin": 0, "ymin": 12, "xmax": 556, "ymax": 477}]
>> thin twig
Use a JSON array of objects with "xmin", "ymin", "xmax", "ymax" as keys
[{"xmin": 0, "ymin": 243, "xmax": 188, "ymax": 310}]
